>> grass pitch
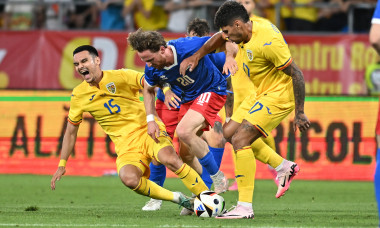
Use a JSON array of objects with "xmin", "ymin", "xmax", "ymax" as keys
[{"xmin": 0, "ymin": 174, "xmax": 377, "ymax": 227}]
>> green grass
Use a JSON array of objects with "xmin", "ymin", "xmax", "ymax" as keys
[{"xmin": 0, "ymin": 175, "xmax": 377, "ymax": 227}]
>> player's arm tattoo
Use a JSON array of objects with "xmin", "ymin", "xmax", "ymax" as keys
[
  {"xmin": 282, "ymin": 62, "xmax": 305, "ymax": 115},
  {"xmin": 225, "ymin": 76, "xmax": 234, "ymax": 119}
]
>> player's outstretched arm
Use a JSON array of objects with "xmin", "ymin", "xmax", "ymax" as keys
[
  {"xmin": 223, "ymin": 41, "xmax": 239, "ymax": 75},
  {"xmin": 179, "ymin": 32, "xmax": 226, "ymax": 75},
  {"xmin": 282, "ymin": 62, "xmax": 310, "ymax": 133},
  {"xmin": 142, "ymin": 80, "xmax": 160, "ymax": 143},
  {"xmin": 51, "ymin": 122, "xmax": 79, "ymax": 190}
]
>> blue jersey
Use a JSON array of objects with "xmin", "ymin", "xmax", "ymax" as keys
[
  {"xmin": 145, "ymin": 36, "xmax": 228, "ymax": 104},
  {"xmin": 373, "ymin": 0, "xmax": 380, "ymax": 24},
  {"xmin": 156, "ymin": 51, "xmax": 227, "ymax": 103}
]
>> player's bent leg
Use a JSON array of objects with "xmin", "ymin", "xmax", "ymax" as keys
[
  {"xmin": 218, "ymin": 121, "xmax": 259, "ymax": 219},
  {"xmin": 119, "ymin": 164, "xmax": 194, "ymax": 211},
  {"xmin": 177, "ymin": 110, "xmax": 228, "ymax": 194},
  {"xmin": 179, "ymin": 141, "xmax": 203, "ymax": 174},
  {"xmin": 157, "ymin": 145, "xmax": 209, "ymax": 196}
]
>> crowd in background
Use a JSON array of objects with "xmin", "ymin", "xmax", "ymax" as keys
[{"xmin": 0, "ymin": 0, "xmax": 377, "ymax": 33}]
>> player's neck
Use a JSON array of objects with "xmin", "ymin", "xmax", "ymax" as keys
[
  {"xmin": 89, "ymin": 70, "xmax": 103, "ymax": 88},
  {"xmin": 245, "ymin": 21, "xmax": 253, "ymax": 43}
]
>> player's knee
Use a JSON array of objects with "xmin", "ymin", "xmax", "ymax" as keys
[
  {"xmin": 119, "ymin": 172, "xmax": 140, "ymax": 189},
  {"xmin": 161, "ymin": 155, "xmax": 182, "ymax": 172},
  {"xmin": 231, "ymin": 133, "xmax": 248, "ymax": 150},
  {"xmin": 176, "ymin": 127, "xmax": 192, "ymax": 143}
]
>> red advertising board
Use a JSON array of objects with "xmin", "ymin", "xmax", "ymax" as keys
[
  {"xmin": 0, "ymin": 91, "xmax": 377, "ymax": 181},
  {"xmin": 0, "ymin": 31, "xmax": 378, "ymax": 95}
]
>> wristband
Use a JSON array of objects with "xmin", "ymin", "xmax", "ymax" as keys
[
  {"xmin": 146, "ymin": 114, "xmax": 155, "ymax": 123},
  {"xmin": 58, "ymin": 159, "xmax": 67, "ymax": 167},
  {"xmin": 162, "ymin": 86, "xmax": 170, "ymax": 95}
]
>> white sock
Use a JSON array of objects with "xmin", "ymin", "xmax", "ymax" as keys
[
  {"xmin": 172, "ymin": 192, "xmax": 180, "ymax": 203},
  {"xmin": 275, "ymin": 159, "xmax": 286, "ymax": 172},
  {"xmin": 238, "ymin": 201, "xmax": 252, "ymax": 209}
]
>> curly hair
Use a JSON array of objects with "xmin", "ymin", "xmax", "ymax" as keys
[
  {"xmin": 214, "ymin": 1, "xmax": 249, "ymax": 29},
  {"xmin": 127, "ymin": 28, "xmax": 167, "ymax": 53},
  {"xmin": 187, "ymin": 18, "xmax": 210, "ymax": 37}
]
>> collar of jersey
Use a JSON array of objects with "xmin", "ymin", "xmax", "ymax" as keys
[{"xmin": 164, "ymin": 45, "xmax": 178, "ymax": 70}]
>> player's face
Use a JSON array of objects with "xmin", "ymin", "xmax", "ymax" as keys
[
  {"xmin": 237, "ymin": 0, "xmax": 255, "ymax": 15},
  {"xmin": 221, "ymin": 23, "xmax": 245, "ymax": 44},
  {"xmin": 138, "ymin": 48, "xmax": 167, "ymax": 70},
  {"xmin": 73, "ymin": 51, "xmax": 100, "ymax": 84}
]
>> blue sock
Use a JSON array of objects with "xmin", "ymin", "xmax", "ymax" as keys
[
  {"xmin": 375, "ymin": 148, "xmax": 380, "ymax": 220},
  {"xmin": 149, "ymin": 163, "xmax": 166, "ymax": 187},
  {"xmin": 199, "ymin": 151, "xmax": 219, "ymax": 176},
  {"xmin": 201, "ymin": 146, "xmax": 225, "ymax": 189}
]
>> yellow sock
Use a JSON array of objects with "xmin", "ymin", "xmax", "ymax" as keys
[
  {"xmin": 235, "ymin": 146, "xmax": 256, "ymax": 203},
  {"xmin": 252, "ymin": 137, "xmax": 283, "ymax": 168},
  {"xmin": 133, "ymin": 177, "xmax": 174, "ymax": 201},
  {"xmin": 175, "ymin": 163, "xmax": 208, "ymax": 195}
]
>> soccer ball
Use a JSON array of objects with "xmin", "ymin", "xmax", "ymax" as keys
[{"xmin": 194, "ymin": 190, "xmax": 225, "ymax": 217}]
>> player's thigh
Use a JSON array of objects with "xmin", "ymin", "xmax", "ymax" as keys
[{"xmin": 177, "ymin": 109, "xmax": 206, "ymax": 136}]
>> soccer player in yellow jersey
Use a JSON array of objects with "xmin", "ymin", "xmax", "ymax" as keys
[
  {"xmin": 50, "ymin": 45, "xmax": 209, "ymax": 213},
  {"xmin": 227, "ymin": 0, "xmax": 280, "ymax": 192},
  {"xmin": 180, "ymin": 1, "xmax": 310, "ymax": 219}
]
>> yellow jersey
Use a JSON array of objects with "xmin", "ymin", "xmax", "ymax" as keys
[
  {"xmin": 68, "ymin": 69, "xmax": 146, "ymax": 141},
  {"xmin": 232, "ymin": 15, "xmax": 271, "ymax": 111},
  {"xmin": 238, "ymin": 19, "xmax": 294, "ymax": 102}
]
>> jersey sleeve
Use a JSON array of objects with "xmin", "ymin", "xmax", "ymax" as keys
[
  {"xmin": 119, "ymin": 68, "xmax": 145, "ymax": 90},
  {"xmin": 143, "ymin": 66, "xmax": 159, "ymax": 87},
  {"xmin": 67, "ymin": 93, "xmax": 83, "ymax": 125},
  {"xmin": 262, "ymin": 30, "xmax": 293, "ymax": 71}
]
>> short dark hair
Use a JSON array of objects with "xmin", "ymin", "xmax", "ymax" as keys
[
  {"xmin": 187, "ymin": 18, "xmax": 210, "ymax": 37},
  {"xmin": 127, "ymin": 28, "xmax": 167, "ymax": 53},
  {"xmin": 214, "ymin": 1, "xmax": 250, "ymax": 28},
  {"xmin": 73, "ymin": 45, "xmax": 99, "ymax": 57}
]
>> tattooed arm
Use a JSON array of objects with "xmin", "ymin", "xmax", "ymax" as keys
[{"xmin": 282, "ymin": 61, "xmax": 310, "ymax": 132}]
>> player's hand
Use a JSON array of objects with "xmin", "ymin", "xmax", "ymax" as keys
[
  {"xmin": 147, "ymin": 121, "xmax": 160, "ymax": 143},
  {"xmin": 164, "ymin": 90, "xmax": 181, "ymax": 110},
  {"xmin": 180, "ymin": 56, "xmax": 199, "ymax": 76},
  {"xmin": 293, "ymin": 112, "xmax": 310, "ymax": 133},
  {"xmin": 51, "ymin": 166, "xmax": 66, "ymax": 190},
  {"xmin": 223, "ymin": 56, "xmax": 238, "ymax": 75}
]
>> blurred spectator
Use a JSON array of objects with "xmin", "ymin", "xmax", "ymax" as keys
[
  {"xmin": 96, "ymin": 0, "xmax": 125, "ymax": 30},
  {"xmin": 287, "ymin": 0, "xmax": 318, "ymax": 31},
  {"xmin": 45, "ymin": 3, "xmax": 66, "ymax": 30},
  {"xmin": 65, "ymin": 0, "xmax": 97, "ymax": 29},
  {"xmin": 165, "ymin": 0, "xmax": 210, "ymax": 33},
  {"xmin": 0, "ymin": 0, "xmax": 5, "ymax": 28},
  {"xmin": 3, "ymin": 0, "xmax": 45, "ymax": 30},
  {"xmin": 256, "ymin": 0, "xmax": 292, "ymax": 30},
  {"xmin": 123, "ymin": 0, "xmax": 167, "ymax": 31}
]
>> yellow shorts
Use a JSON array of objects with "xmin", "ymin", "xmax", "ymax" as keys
[
  {"xmin": 231, "ymin": 93, "xmax": 294, "ymax": 137},
  {"xmin": 114, "ymin": 122, "xmax": 173, "ymax": 178}
]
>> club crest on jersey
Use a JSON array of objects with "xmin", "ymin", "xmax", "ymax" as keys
[
  {"xmin": 246, "ymin": 49, "xmax": 253, "ymax": 61},
  {"xmin": 106, "ymin": 82, "xmax": 116, "ymax": 94}
]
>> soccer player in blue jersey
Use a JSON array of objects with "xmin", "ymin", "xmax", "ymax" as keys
[
  {"xmin": 141, "ymin": 19, "xmax": 228, "ymax": 213},
  {"xmin": 370, "ymin": 0, "xmax": 380, "ymax": 223},
  {"xmin": 127, "ymin": 28, "xmax": 230, "ymax": 198}
]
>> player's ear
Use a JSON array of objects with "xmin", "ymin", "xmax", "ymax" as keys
[{"xmin": 160, "ymin": 46, "xmax": 166, "ymax": 54}]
